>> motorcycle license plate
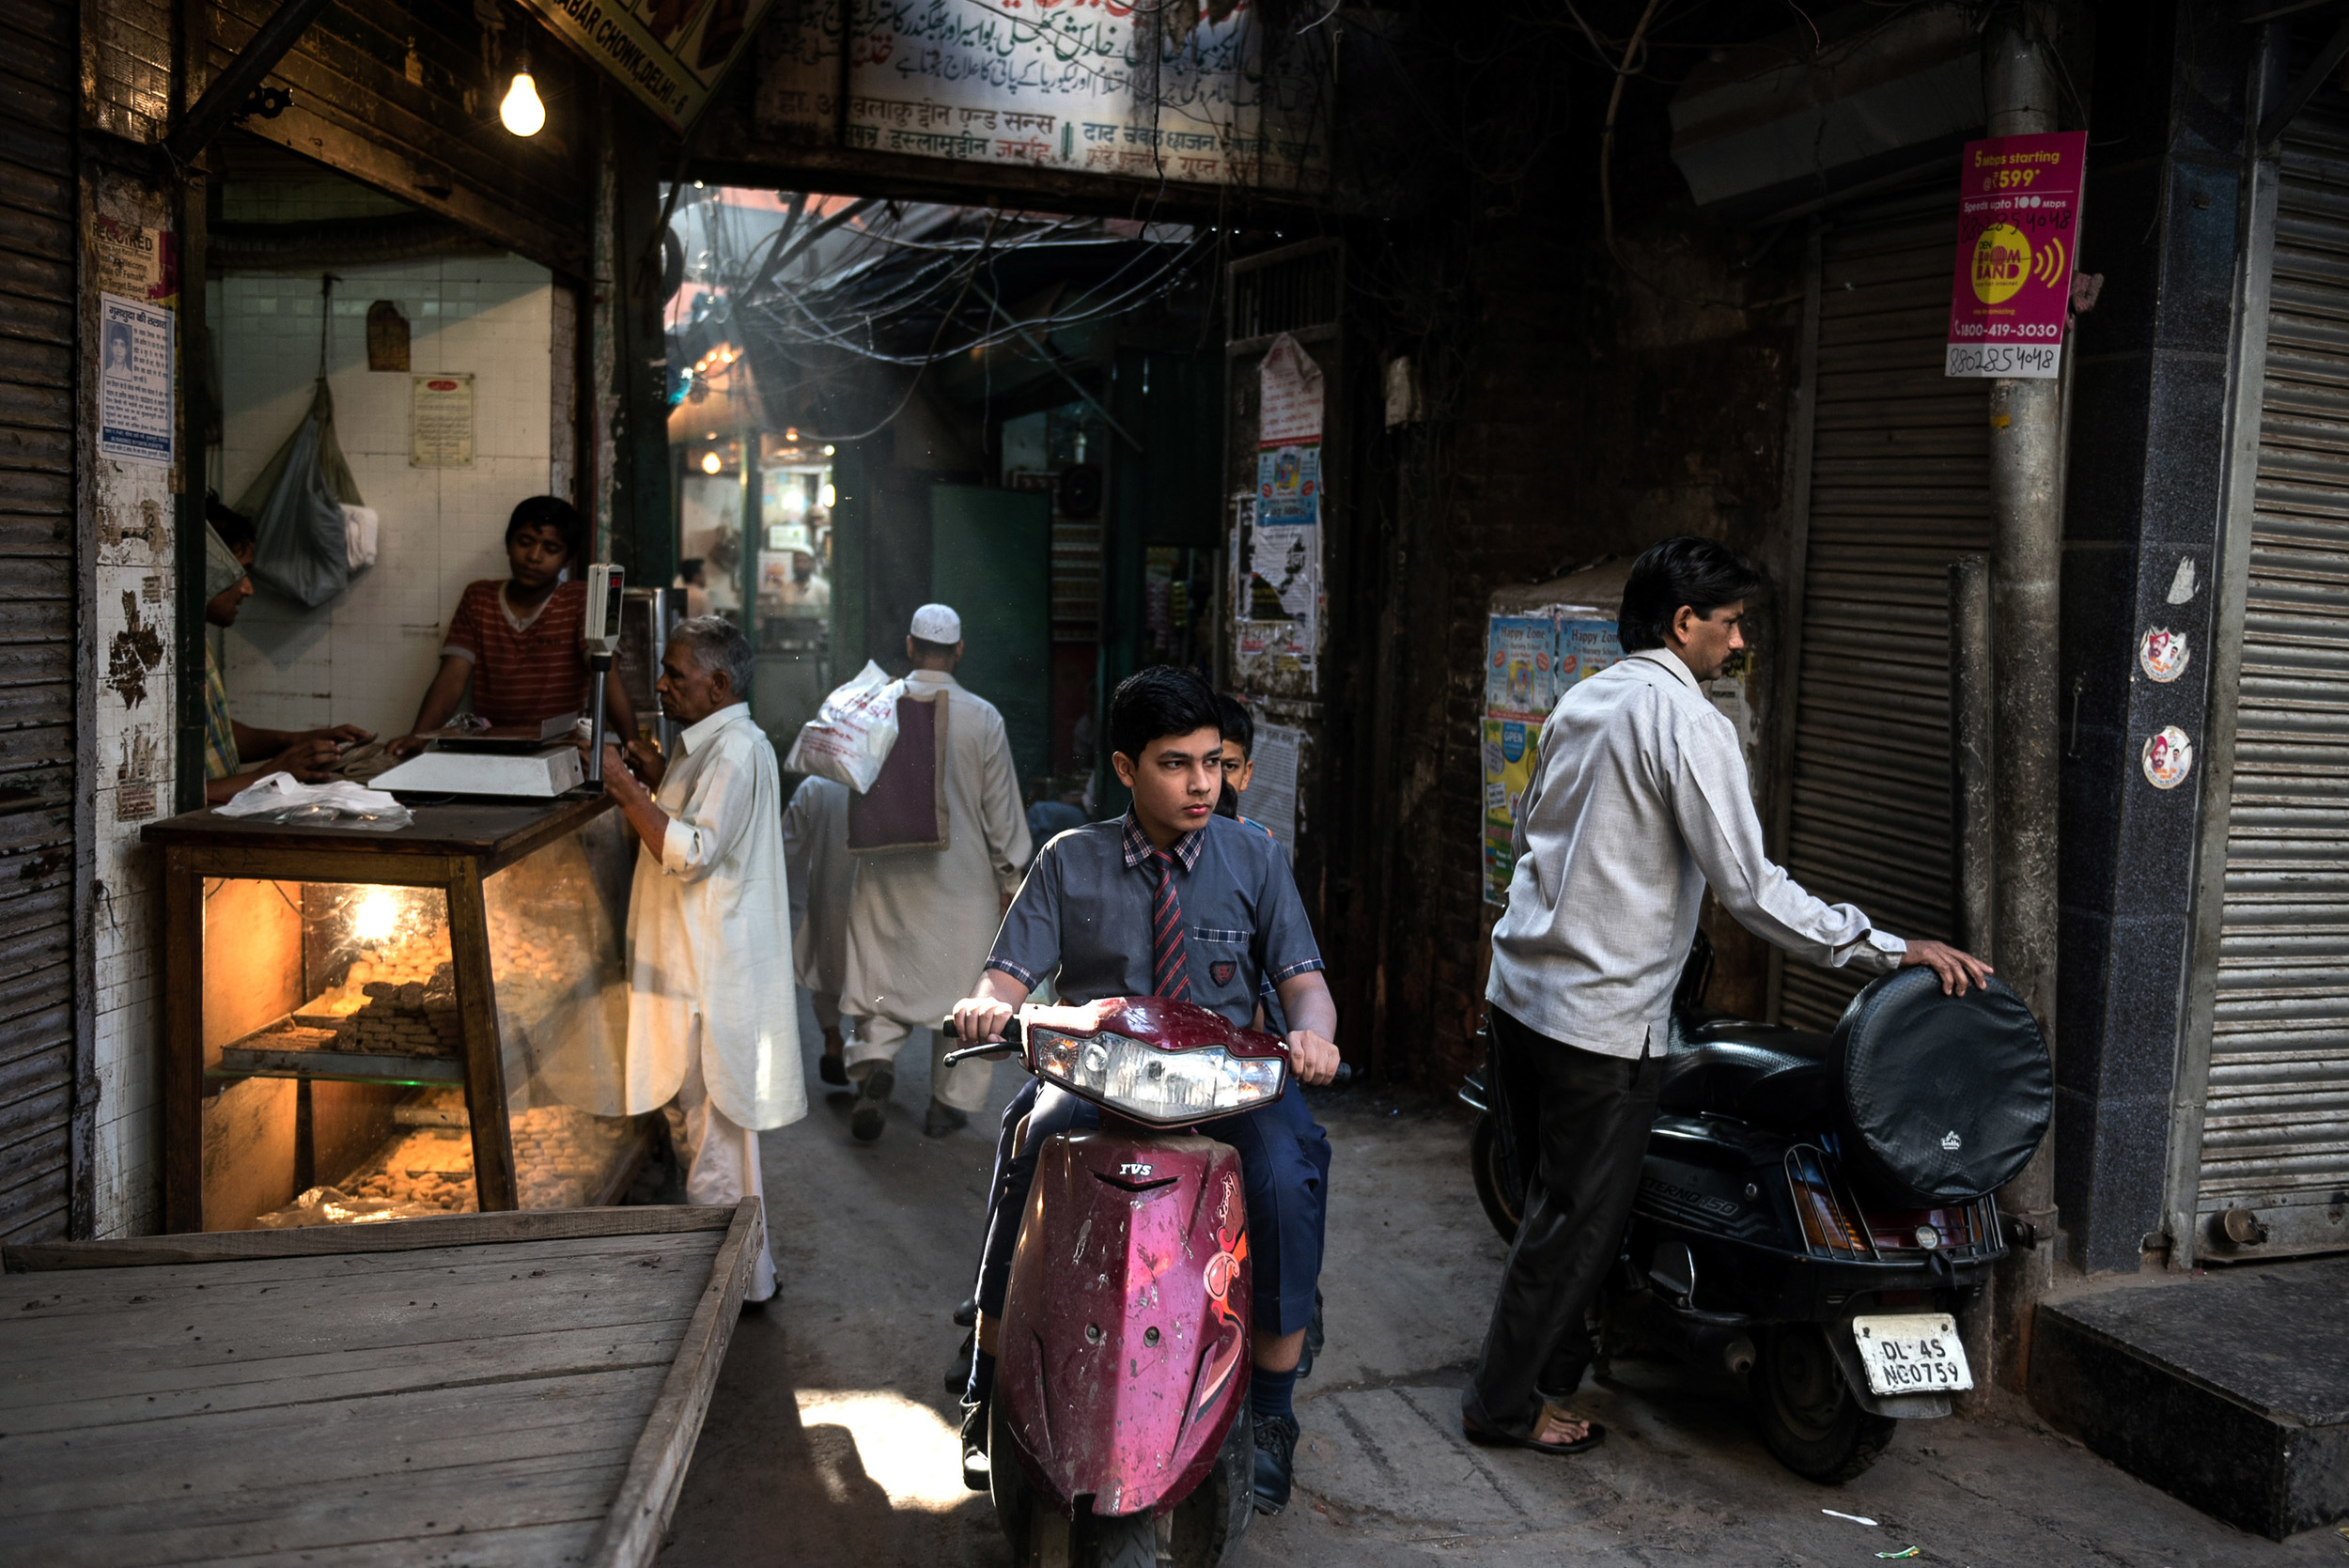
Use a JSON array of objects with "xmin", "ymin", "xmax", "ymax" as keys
[{"xmin": 1849, "ymin": 1313, "xmax": 1972, "ymax": 1395}]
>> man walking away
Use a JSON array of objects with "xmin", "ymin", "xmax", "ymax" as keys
[
  {"xmin": 784, "ymin": 772, "xmax": 855, "ymax": 1086},
  {"xmin": 1466, "ymin": 536, "xmax": 1991, "ymax": 1455},
  {"xmin": 840, "ymin": 604, "xmax": 1032, "ymax": 1141},
  {"xmin": 601, "ymin": 616, "xmax": 808, "ymax": 1305}
]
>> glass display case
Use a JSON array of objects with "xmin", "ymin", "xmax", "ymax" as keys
[{"xmin": 146, "ymin": 796, "xmax": 647, "ymax": 1232}]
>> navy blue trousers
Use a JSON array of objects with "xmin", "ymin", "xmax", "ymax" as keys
[{"xmin": 973, "ymin": 1076, "xmax": 1331, "ymax": 1336}]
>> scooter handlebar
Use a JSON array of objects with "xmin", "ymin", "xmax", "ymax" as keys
[{"xmin": 938, "ymin": 1014, "xmax": 1023, "ymax": 1068}]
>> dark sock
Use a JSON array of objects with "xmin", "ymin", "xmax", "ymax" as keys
[
  {"xmin": 1250, "ymin": 1364, "xmax": 1298, "ymax": 1423},
  {"xmin": 966, "ymin": 1348, "xmax": 995, "ymax": 1406}
]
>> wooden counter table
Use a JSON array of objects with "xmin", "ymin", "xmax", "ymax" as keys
[
  {"xmin": 144, "ymin": 794, "xmax": 638, "ymax": 1234},
  {"xmin": 1, "ymin": 1202, "xmax": 758, "ymax": 1565}
]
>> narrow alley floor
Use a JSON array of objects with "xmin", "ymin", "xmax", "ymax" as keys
[{"xmin": 658, "ymin": 994, "xmax": 2340, "ymax": 1567}]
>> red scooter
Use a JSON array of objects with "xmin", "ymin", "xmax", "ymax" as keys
[{"xmin": 941, "ymin": 998, "xmax": 1286, "ymax": 1568}]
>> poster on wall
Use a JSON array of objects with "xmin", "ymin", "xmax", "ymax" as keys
[
  {"xmin": 411, "ymin": 374, "xmax": 475, "ymax": 468},
  {"xmin": 1234, "ymin": 335, "xmax": 1324, "ymax": 687},
  {"xmin": 1249, "ymin": 722, "xmax": 1303, "ymax": 857},
  {"xmin": 1482, "ymin": 717, "xmax": 1542, "ymax": 905},
  {"xmin": 98, "ymin": 293, "xmax": 174, "ymax": 467},
  {"xmin": 513, "ymin": 0, "xmax": 780, "ymax": 132},
  {"xmin": 1945, "ymin": 130, "xmax": 2087, "ymax": 379},
  {"xmin": 774, "ymin": 0, "xmax": 1330, "ymax": 192}
]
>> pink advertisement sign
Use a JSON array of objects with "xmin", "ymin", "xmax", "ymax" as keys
[{"xmin": 1945, "ymin": 131, "xmax": 2088, "ymax": 380}]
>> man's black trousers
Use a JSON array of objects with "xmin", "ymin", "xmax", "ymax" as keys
[{"xmin": 1463, "ymin": 1004, "xmax": 1661, "ymax": 1439}]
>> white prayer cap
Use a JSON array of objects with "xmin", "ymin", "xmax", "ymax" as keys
[{"xmin": 910, "ymin": 603, "xmax": 962, "ymax": 643}]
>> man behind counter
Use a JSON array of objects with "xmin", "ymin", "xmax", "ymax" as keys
[
  {"xmin": 199, "ymin": 502, "xmax": 373, "ymax": 804},
  {"xmin": 389, "ymin": 495, "xmax": 637, "ymax": 757}
]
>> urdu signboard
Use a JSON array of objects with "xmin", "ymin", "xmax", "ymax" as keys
[{"xmin": 1945, "ymin": 131, "xmax": 2088, "ymax": 379}]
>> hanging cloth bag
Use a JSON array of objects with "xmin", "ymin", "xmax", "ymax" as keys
[{"xmin": 237, "ymin": 375, "xmax": 365, "ymax": 607}]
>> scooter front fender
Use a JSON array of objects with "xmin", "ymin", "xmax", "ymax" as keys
[{"xmin": 997, "ymin": 1130, "xmax": 1252, "ymax": 1518}]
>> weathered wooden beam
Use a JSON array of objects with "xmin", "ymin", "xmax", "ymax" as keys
[
  {"xmin": 160, "ymin": 0, "xmax": 335, "ymax": 172},
  {"xmin": 4, "ymin": 1203, "xmax": 739, "ymax": 1271}
]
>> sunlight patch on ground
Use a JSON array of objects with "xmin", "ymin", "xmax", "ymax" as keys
[{"xmin": 795, "ymin": 1389, "xmax": 970, "ymax": 1513}]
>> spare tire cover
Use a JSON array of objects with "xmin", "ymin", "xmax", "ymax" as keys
[{"xmin": 1831, "ymin": 969, "xmax": 2051, "ymax": 1204}]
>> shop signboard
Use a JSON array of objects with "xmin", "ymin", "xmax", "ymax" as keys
[
  {"xmin": 762, "ymin": 0, "xmax": 1329, "ymax": 192},
  {"xmin": 515, "ymin": 0, "xmax": 780, "ymax": 132},
  {"xmin": 1945, "ymin": 130, "xmax": 2088, "ymax": 379}
]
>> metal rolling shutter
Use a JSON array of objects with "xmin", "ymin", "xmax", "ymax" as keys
[
  {"xmin": 2196, "ymin": 112, "xmax": 2349, "ymax": 1254},
  {"xmin": 1781, "ymin": 186, "xmax": 1987, "ymax": 1030},
  {"xmin": 0, "ymin": 0, "xmax": 77, "ymax": 1242}
]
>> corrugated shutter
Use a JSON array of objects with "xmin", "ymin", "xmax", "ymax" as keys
[
  {"xmin": 2196, "ymin": 110, "xmax": 2349, "ymax": 1251},
  {"xmin": 0, "ymin": 0, "xmax": 78, "ymax": 1243},
  {"xmin": 1781, "ymin": 186, "xmax": 1987, "ymax": 1030}
]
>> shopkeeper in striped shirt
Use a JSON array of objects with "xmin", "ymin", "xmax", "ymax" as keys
[{"xmin": 388, "ymin": 496, "xmax": 638, "ymax": 757}]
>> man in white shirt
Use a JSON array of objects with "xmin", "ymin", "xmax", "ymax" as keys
[
  {"xmin": 602, "ymin": 616, "xmax": 808, "ymax": 1305},
  {"xmin": 1465, "ymin": 537, "xmax": 1990, "ymax": 1456},
  {"xmin": 839, "ymin": 604, "xmax": 1033, "ymax": 1141}
]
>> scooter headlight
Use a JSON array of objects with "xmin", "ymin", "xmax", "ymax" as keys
[{"xmin": 1030, "ymin": 1027, "xmax": 1285, "ymax": 1124}]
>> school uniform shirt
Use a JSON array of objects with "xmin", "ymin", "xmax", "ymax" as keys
[
  {"xmin": 987, "ymin": 811, "xmax": 1325, "ymax": 1029},
  {"xmin": 624, "ymin": 702, "xmax": 807, "ymax": 1131},
  {"xmin": 1487, "ymin": 647, "xmax": 1906, "ymax": 1058},
  {"xmin": 782, "ymin": 773, "xmax": 854, "ymax": 998},
  {"xmin": 441, "ymin": 579, "xmax": 590, "ymax": 728},
  {"xmin": 839, "ymin": 670, "xmax": 1032, "ymax": 1028}
]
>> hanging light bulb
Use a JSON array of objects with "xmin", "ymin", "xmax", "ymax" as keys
[
  {"xmin": 500, "ymin": 54, "xmax": 545, "ymax": 137},
  {"xmin": 351, "ymin": 887, "xmax": 402, "ymax": 943},
  {"xmin": 701, "ymin": 450, "xmax": 723, "ymax": 475}
]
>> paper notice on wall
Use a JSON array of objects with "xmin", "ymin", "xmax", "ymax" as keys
[
  {"xmin": 1232, "ymin": 493, "xmax": 1318, "ymax": 679},
  {"xmin": 411, "ymin": 373, "xmax": 474, "ymax": 468},
  {"xmin": 98, "ymin": 292, "xmax": 174, "ymax": 467},
  {"xmin": 1258, "ymin": 334, "xmax": 1325, "ymax": 446},
  {"xmin": 1483, "ymin": 717, "xmax": 1542, "ymax": 906},
  {"xmin": 1486, "ymin": 615, "xmax": 1556, "ymax": 721},
  {"xmin": 1248, "ymin": 722, "xmax": 1303, "ymax": 856}
]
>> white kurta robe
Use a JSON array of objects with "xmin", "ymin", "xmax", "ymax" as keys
[
  {"xmin": 839, "ymin": 670, "xmax": 1032, "ymax": 1029},
  {"xmin": 782, "ymin": 773, "xmax": 854, "ymax": 997},
  {"xmin": 625, "ymin": 703, "xmax": 808, "ymax": 1131}
]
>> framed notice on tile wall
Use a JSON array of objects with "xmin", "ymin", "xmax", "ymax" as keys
[{"xmin": 411, "ymin": 373, "xmax": 474, "ymax": 467}]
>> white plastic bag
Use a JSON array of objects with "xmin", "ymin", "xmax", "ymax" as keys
[
  {"xmin": 344, "ymin": 504, "xmax": 379, "ymax": 570},
  {"xmin": 786, "ymin": 660, "xmax": 903, "ymax": 793},
  {"xmin": 215, "ymin": 770, "xmax": 413, "ymax": 831}
]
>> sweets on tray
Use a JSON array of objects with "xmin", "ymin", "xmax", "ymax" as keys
[{"xmin": 332, "ymin": 1098, "xmax": 638, "ymax": 1213}]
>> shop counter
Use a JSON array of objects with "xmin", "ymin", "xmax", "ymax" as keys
[{"xmin": 144, "ymin": 793, "xmax": 646, "ymax": 1232}]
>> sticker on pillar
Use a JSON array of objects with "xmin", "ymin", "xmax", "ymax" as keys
[
  {"xmin": 2142, "ymin": 726, "xmax": 2194, "ymax": 789},
  {"xmin": 2139, "ymin": 628, "xmax": 2189, "ymax": 682}
]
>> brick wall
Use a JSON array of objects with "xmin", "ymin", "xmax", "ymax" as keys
[{"xmin": 1372, "ymin": 205, "xmax": 1801, "ymax": 1088}]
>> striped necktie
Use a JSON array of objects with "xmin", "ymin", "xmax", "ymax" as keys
[{"xmin": 1150, "ymin": 848, "xmax": 1192, "ymax": 1001}]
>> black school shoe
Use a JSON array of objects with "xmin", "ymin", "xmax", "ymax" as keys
[
  {"xmin": 960, "ymin": 1397, "xmax": 989, "ymax": 1491},
  {"xmin": 1252, "ymin": 1412, "xmax": 1299, "ymax": 1514},
  {"xmin": 850, "ymin": 1063, "xmax": 894, "ymax": 1141},
  {"xmin": 819, "ymin": 1053, "xmax": 848, "ymax": 1087}
]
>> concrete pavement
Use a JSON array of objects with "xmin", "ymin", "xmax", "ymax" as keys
[{"xmin": 657, "ymin": 992, "xmax": 2340, "ymax": 1566}]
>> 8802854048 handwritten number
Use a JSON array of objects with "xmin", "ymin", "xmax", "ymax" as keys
[{"xmin": 1945, "ymin": 342, "xmax": 2061, "ymax": 378}]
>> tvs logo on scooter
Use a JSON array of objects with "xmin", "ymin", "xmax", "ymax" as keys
[{"xmin": 1211, "ymin": 960, "xmax": 1237, "ymax": 986}]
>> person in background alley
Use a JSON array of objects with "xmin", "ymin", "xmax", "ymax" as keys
[
  {"xmin": 840, "ymin": 604, "xmax": 1031, "ymax": 1141},
  {"xmin": 602, "ymin": 615, "xmax": 806, "ymax": 1305},
  {"xmin": 784, "ymin": 772, "xmax": 855, "ymax": 1086},
  {"xmin": 1214, "ymin": 691, "xmax": 1278, "ymax": 844},
  {"xmin": 200, "ymin": 502, "xmax": 374, "ymax": 803},
  {"xmin": 1469, "ymin": 536, "xmax": 1992, "ymax": 1456}
]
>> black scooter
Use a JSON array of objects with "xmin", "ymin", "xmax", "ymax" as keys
[{"xmin": 1460, "ymin": 937, "xmax": 2051, "ymax": 1483}]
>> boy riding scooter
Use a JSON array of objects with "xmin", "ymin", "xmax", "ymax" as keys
[{"xmin": 951, "ymin": 666, "xmax": 1343, "ymax": 1515}]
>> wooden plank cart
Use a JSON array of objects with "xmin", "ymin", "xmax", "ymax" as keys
[{"xmin": 144, "ymin": 796, "xmax": 647, "ymax": 1233}]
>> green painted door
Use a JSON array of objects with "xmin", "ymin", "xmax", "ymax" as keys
[{"xmin": 930, "ymin": 485, "xmax": 1051, "ymax": 780}]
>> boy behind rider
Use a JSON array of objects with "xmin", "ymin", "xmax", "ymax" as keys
[{"xmin": 950, "ymin": 665, "xmax": 1341, "ymax": 1515}]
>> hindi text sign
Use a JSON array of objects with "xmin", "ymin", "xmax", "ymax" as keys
[{"xmin": 1945, "ymin": 131, "xmax": 2087, "ymax": 380}]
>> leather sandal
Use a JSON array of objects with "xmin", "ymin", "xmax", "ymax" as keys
[{"xmin": 1462, "ymin": 1402, "xmax": 1606, "ymax": 1456}]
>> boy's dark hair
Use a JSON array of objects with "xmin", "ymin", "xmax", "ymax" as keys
[
  {"xmin": 1215, "ymin": 692, "xmax": 1254, "ymax": 759},
  {"xmin": 1617, "ymin": 536, "xmax": 1766, "ymax": 653},
  {"xmin": 506, "ymin": 495, "xmax": 587, "ymax": 565},
  {"xmin": 910, "ymin": 635, "xmax": 957, "ymax": 660},
  {"xmin": 1110, "ymin": 665, "xmax": 1221, "ymax": 762},
  {"xmin": 205, "ymin": 496, "xmax": 257, "ymax": 554},
  {"xmin": 677, "ymin": 556, "xmax": 704, "ymax": 582}
]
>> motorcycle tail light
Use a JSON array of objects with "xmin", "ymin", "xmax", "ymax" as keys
[
  {"xmin": 1030, "ymin": 1027, "xmax": 1285, "ymax": 1125},
  {"xmin": 1785, "ymin": 1146, "xmax": 1873, "ymax": 1259},
  {"xmin": 1864, "ymin": 1205, "xmax": 1978, "ymax": 1255}
]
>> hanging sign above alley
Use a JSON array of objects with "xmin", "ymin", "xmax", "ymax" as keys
[
  {"xmin": 1945, "ymin": 130, "xmax": 2088, "ymax": 379},
  {"xmin": 516, "ymin": 0, "xmax": 778, "ymax": 131},
  {"xmin": 757, "ymin": 0, "xmax": 1330, "ymax": 194}
]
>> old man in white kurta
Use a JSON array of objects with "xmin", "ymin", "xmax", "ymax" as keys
[
  {"xmin": 604, "ymin": 616, "xmax": 805, "ymax": 1303},
  {"xmin": 841, "ymin": 604, "xmax": 1032, "ymax": 1141}
]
